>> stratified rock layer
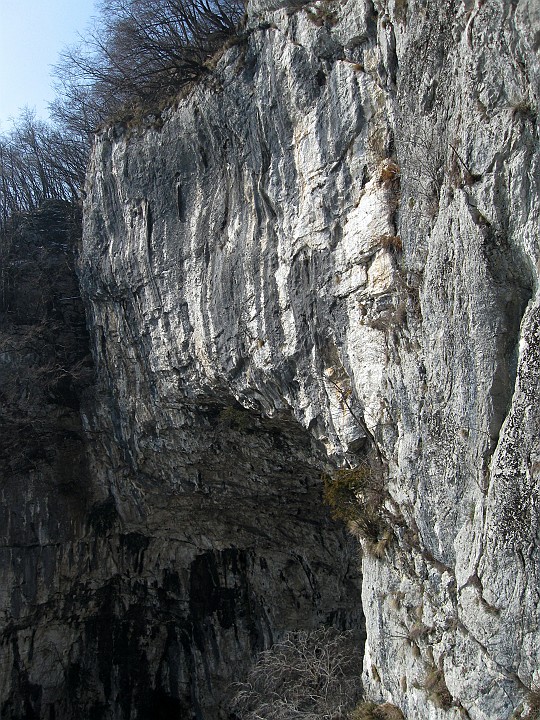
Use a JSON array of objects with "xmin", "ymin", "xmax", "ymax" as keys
[
  {"xmin": 1, "ymin": 0, "xmax": 539, "ymax": 718},
  {"xmin": 81, "ymin": 0, "xmax": 540, "ymax": 717}
]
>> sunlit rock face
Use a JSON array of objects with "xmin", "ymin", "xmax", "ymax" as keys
[
  {"xmin": 80, "ymin": 0, "xmax": 540, "ymax": 715},
  {"xmin": 1, "ymin": 0, "xmax": 539, "ymax": 718}
]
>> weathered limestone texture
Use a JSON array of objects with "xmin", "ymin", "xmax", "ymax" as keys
[
  {"xmin": 0, "ymin": 217, "xmax": 362, "ymax": 716},
  {"xmin": 80, "ymin": 0, "xmax": 540, "ymax": 717},
  {"xmin": 359, "ymin": 2, "xmax": 540, "ymax": 718},
  {"xmin": 0, "ymin": 210, "xmax": 363, "ymax": 716},
  {"xmin": 1, "ymin": 0, "xmax": 538, "ymax": 718}
]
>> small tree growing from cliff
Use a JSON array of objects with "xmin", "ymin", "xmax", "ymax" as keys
[
  {"xmin": 228, "ymin": 627, "xmax": 362, "ymax": 719},
  {"xmin": 323, "ymin": 465, "xmax": 392, "ymax": 558}
]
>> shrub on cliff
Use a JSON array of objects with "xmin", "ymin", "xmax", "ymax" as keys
[
  {"xmin": 323, "ymin": 466, "xmax": 372, "ymax": 524},
  {"xmin": 323, "ymin": 466, "xmax": 392, "ymax": 558},
  {"xmin": 228, "ymin": 627, "xmax": 362, "ymax": 719},
  {"xmin": 350, "ymin": 702, "xmax": 404, "ymax": 720}
]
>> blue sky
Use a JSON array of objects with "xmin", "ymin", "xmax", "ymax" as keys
[{"xmin": 0, "ymin": 0, "xmax": 97, "ymax": 132}]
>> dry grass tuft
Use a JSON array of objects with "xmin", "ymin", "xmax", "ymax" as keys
[
  {"xmin": 423, "ymin": 667, "xmax": 453, "ymax": 709},
  {"xmin": 523, "ymin": 688, "xmax": 540, "ymax": 719},
  {"xmin": 379, "ymin": 234, "xmax": 403, "ymax": 253},
  {"xmin": 350, "ymin": 701, "xmax": 405, "ymax": 720},
  {"xmin": 379, "ymin": 160, "xmax": 400, "ymax": 185}
]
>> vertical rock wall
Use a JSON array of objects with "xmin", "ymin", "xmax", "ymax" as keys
[
  {"xmin": 1, "ymin": 0, "xmax": 539, "ymax": 719},
  {"xmin": 0, "ymin": 203, "xmax": 95, "ymax": 719},
  {"xmin": 0, "ymin": 204, "xmax": 363, "ymax": 719},
  {"xmin": 80, "ymin": 0, "xmax": 540, "ymax": 717},
  {"xmin": 361, "ymin": 2, "xmax": 540, "ymax": 718}
]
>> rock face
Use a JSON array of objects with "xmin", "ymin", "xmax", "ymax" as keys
[
  {"xmin": 0, "ymin": 203, "xmax": 95, "ymax": 717},
  {"xmin": 1, "ymin": 0, "xmax": 539, "ymax": 718},
  {"xmin": 0, "ymin": 37, "xmax": 365, "ymax": 720},
  {"xmin": 80, "ymin": 0, "xmax": 540, "ymax": 716},
  {"xmin": 0, "ymin": 215, "xmax": 363, "ymax": 718}
]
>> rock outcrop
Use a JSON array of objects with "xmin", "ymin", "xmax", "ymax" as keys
[
  {"xmin": 80, "ymin": 0, "xmax": 540, "ymax": 716},
  {"xmin": 0, "ymin": 206, "xmax": 363, "ymax": 720},
  {"xmin": 1, "ymin": 0, "xmax": 539, "ymax": 718}
]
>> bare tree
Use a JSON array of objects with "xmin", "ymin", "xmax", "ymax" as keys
[
  {"xmin": 1, "ymin": 0, "xmax": 245, "ymax": 235},
  {"xmin": 228, "ymin": 628, "xmax": 362, "ymax": 720},
  {"xmin": 55, "ymin": 0, "xmax": 245, "ymax": 124},
  {"xmin": 0, "ymin": 110, "xmax": 88, "ymax": 233}
]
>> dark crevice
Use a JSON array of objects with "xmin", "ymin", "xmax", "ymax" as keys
[{"xmin": 177, "ymin": 184, "xmax": 186, "ymax": 222}]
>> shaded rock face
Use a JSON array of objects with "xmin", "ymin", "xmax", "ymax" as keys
[
  {"xmin": 0, "ymin": 202, "xmax": 92, "ymax": 568},
  {"xmin": 79, "ymin": 0, "xmax": 540, "ymax": 718},
  {"xmin": 0, "ymin": 210, "xmax": 363, "ymax": 717},
  {"xmin": 0, "ymin": 202, "xmax": 94, "ymax": 717}
]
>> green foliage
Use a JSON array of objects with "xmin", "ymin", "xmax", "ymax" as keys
[{"xmin": 323, "ymin": 466, "xmax": 372, "ymax": 523}]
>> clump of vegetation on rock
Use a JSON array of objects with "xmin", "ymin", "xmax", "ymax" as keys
[
  {"xmin": 350, "ymin": 701, "xmax": 404, "ymax": 720},
  {"xmin": 421, "ymin": 666, "xmax": 453, "ymax": 710},
  {"xmin": 323, "ymin": 465, "xmax": 392, "ymax": 558},
  {"xmin": 522, "ymin": 688, "xmax": 540, "ymax": 720},
  {"xmin": 228, "ymin": 627, "xmax": 362, "ymax": 719}
]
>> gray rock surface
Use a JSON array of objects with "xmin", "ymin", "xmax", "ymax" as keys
[
  {"xmin": 80, "ymin": 0, "xmax": 540, "ymax": 716},
  {"xmin": 0, "ymin": 209, "xmax": 363, "ymax": 720},
  {"xmin": 80, "ymin": 0, "xmax": 539, "ymax": 716},
  {"xmin": 1, "ymin": 0, "xmax": 539, "ymax": 718}
]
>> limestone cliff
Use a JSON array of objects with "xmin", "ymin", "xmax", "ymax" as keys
[
  {"xmin": 1, "ymin": 0, "xmax": 539, "ymax": 718},
  {"xmin": 0, "ymin": 206, "xmax": 362, "ymax": 720},
  {"xmin": 82, "ymin": 0, "xmax": 540, "ymax": 719},
  {"xmin": 80, "ymin": 0, "xmax": 540, "ymax": 715}
]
